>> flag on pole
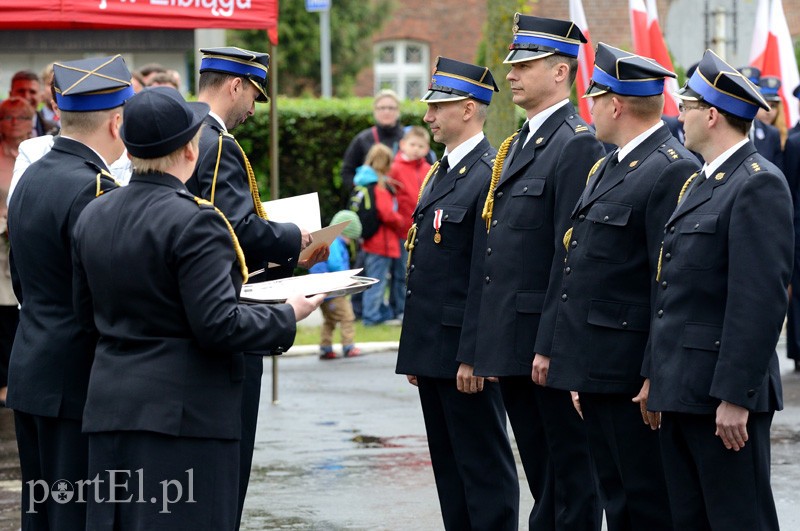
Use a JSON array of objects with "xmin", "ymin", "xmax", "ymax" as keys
[
  {"xmin": 748, "ymin": 0, "xmax": 770, "ymax": 70},
  {"xmin": 759, "ymin": 0, "xmax": 800, "ymax": 129},
  {"xmin": 570, "ymin": 0, "xmax": 595, "ymax": 123},
  {"xmin": 645, "ymin": 0, "xmax": 679, "ymax": 115},
  {"xmin": 630, "ymin": 0, "xmax": 680, "ymax": 116}
]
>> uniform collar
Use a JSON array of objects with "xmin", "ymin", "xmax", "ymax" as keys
[
  {"xmin": 443, "ymin": 132, "xmax": 485, "ymax": 169},
  {"xmin": 703, "ymin": 137, "xmax": 749, "ymax": 178},
  {"xmin": 617, "ymin": 121, "xmax": 665, "ymax": 162}
]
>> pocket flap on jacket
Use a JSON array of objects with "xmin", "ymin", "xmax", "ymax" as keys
[
  {"xmin": 679, "ymin": 214, "xmax": 718, "ymax": 234},
  {"xmin": 511, "ymin": 177, "xmax": 546, "ymax": 197},
  {"xmin": 587, "ymin": 299, "xmax": 650, "ymax": 331},
  {"xmin": 439, "ymin": 206, "xmax": 467, "ymax": 224},
  {"xmin": 516, "ymin": 291, "xmax": 546, "ymax": 314},
  {"xmin": 585, "ymin": 202, "xmax": 632, "ymax": 227},
  {"xmin": 441, "ymin": 304, "xmax": 465, "ymax": 327},
  {"xmin": 682, "ymin": 322, "xmax": 722, "ymax": 351}
]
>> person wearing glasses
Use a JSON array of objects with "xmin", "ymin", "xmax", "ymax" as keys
[
  {"xmin": 644, "ymin": 49, "xmax": 792, "ymax": 531},
  {"xmin": 532, "ymin": 43, "xmax": 700, "ymax": 531}
]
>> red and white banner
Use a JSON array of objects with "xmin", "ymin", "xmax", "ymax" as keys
[
  {"xmin": 630, "ymin": 0, "xmax": 680, "ymax": 116},
  {"xmin": 754, "ymin": 0, "xmax": 800, "ymax": 129},
  {"xmin": 0, "ymin": 0, "xmax": 279, "ymax": 43},
  {"xmin": 749, "ymin": 0, "xmax": 770, "ymax": 70},
  {"xmin": 570, "ymin": 0, "xmax": 595, "ymax": 123}
]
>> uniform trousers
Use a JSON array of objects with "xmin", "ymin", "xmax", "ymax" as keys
[
  {"xmin": 236, "ymin": 354, "xmax": 264, "ymax": 529},
  {"xmin": 500, "ymin": 376, "xmax": 600, "ymax": 531},
  {"xmin": 86, "ymin": 430, "xmax": 238, "ymax": 530},
  {"xmin": 417, "ymin": 376, "xmax": 519, "ymax": 530},
  {"xmin": 320, "ymin": 296, "xmax": 356, "ymax": 347},
  {"xmin": 659, "ymin": 411, "xmax": 778, "ymax": 531},
  {"xmin": 14, "ymin": 412, "xmax": 88, "ymax": 531},
  {"xmin": 580, "ymin": 392, "xmax": 672, "ymax": 531}
]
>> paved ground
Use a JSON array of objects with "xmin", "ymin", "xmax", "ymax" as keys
[{"xmin": 0, "ymin": 344, "xmax": 797, "ymax": 530}]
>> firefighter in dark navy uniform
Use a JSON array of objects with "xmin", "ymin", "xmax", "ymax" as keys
[
  {"xmin": 457, "ymin": 14, "xmax": 604, "ymax": 530},
  {"xmin": 72, "ymin": 87, "xmax": 323, "ymax": 530},
  {"xmin": 6, "ymin": 55, "xmax": 133, "ymax": 530},
  {"xmin": 645, "ymin": 50, "xmax": 792, "ymax": 531},
  {"xmin": 395, "ymin": 57, "xmax": 519, "ymax": 530},
  {"xmin": 532, "ymin": 43, "xmax": 700, "ymax": 531}
]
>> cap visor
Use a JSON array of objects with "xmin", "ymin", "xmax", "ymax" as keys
[
  {"xmin": 420, "ymin": 90, "xmax": 468, "ymax": 103},
  {"xmin": 503, "ymin": 49, "xmax": 554, "ymax": 64},
  {"xmin": 249, "ymin": 78, "xmax": 269, "ymax": 103},
  {"xmin": 675, "ymin": 85, "xmax": 702, "ymax": 101},
  {"xmin": 582, "ymin": 84, "xmax": 608, "ymax": 98}
]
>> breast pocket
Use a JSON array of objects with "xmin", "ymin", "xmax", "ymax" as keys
[
  {"xmin": 675, "ymin": 214, "xmax": 720, "ymax": 271},
  {"xmin": 507, "ymin": 177, "xmax": 546, "ymax": 230},
  {"xmin": 437, "ymin": 205, "xmax": 469, "ymax": 250},
  {"xmin": 583, "ymin": 202, "xmax": 633, "ymax": 263}
]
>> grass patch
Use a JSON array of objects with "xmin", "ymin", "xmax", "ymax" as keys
[{"xmin": 294, "ymin": 321, "xmax": 401, "ymax": 346}]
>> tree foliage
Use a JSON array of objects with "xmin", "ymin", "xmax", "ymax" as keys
[{"xmin": 228, "ymin": 0, "xmax": 394, "ymax": 97}]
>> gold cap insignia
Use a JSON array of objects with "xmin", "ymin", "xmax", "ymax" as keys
[{"xmin": 714, "ymin": 172, "xmax": 725, "ymax": 180}]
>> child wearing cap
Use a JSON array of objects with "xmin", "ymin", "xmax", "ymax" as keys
[{"xmin": 310, "ymin": 210, "xmax": 364, "ymax": 359}]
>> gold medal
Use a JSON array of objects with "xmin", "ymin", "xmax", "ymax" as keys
[{"xmin": 434, "ymin": 233, "xmax": 442, "ymax": 244}]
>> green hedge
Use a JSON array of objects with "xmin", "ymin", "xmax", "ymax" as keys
[{"xmin": 235, "ymin": 97, "xmax": 443, "ymax": 225}]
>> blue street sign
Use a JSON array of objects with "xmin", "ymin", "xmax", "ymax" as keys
[{"xmin": 306, "ymin": 0, "xmax": 331, "ymax": 12}]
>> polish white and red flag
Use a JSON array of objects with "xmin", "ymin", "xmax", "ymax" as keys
[
  {"xmin": 748, "ymin": 0, "xmax": 770, "ymax": 70},
  {"xmin": 570, "ymin": 0, "xmax": 595, "ymax": 122},
  {"xmin": 629, "ymin": 0, "xmax": 680, "ymax": 116},
  {"xmin": 754, "ymin": 0, "xmax": 800, "ymax": 129}
]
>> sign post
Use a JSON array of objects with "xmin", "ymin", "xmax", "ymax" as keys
[{"xmin": 306, "ymin": 0, "xmax": 332, "ymax": 98}]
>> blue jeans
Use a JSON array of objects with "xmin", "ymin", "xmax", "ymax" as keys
[
  {"xmin": 389, "ymin": 239, "xmax": 408, "ymax": 318},
  {"xmin": 362, "ymin": 252, "xmax": 393, "ymax": 325}
]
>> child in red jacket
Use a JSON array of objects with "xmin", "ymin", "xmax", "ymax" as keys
[{"xmin": 355, "ymin": 144, "xmax": 403, "ymax": 325}]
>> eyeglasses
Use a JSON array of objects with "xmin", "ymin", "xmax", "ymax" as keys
[
  {"xmin": 1, "ymin": 115, "xmax": 33, "ymax": 122},
  {"xmin": 678, "ymin": 102, "xmax": 708, "ymax": 114},
  {"xmin": 375, "ymin": 106, "xmax": 398, "ymax": 112}
]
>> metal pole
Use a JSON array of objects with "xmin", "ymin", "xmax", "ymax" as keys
[
  {"xmin": 268, "ymin": 39, "xmax": 281, "ymax": 405},
  {"xmin": 320, "ymin": 7, "xmax": 332, "ymax": 98},
  {"xmin": 713, "ymin": 6, "xmax": 727, "ymax": 59}
]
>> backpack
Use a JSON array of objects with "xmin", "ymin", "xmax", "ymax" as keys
[{"xmin": 348, "ymin": 184, "xmax": 380, "ymax": 240}]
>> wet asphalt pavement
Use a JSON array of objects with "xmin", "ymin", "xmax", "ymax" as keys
[{"xmin": 0, "ymin": 346, "xmax": 797, "ymax": 529}]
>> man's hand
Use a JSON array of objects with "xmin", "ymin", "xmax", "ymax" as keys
[
  {"xmin": 632, "ymin": 378, "xmax": 660, "ymax": 430},
  {"xmin": 406, "ymin": 375, "xmax": 418, "ymax": 387},
  {"xmin": 456, "ymin": 363, "xmax": 484, "ymax": 394},
  {"xmin": 570, "ymin": 391, "xmax": 583, "ymax": 419},
  {"xmin": 286, "ymin": 293, "xmax": 325, "ymax": 322},
  {"xmin": 299, "ymin": 228, "xmax": 314, "ymax": 250},
  {"xmin": 532, "ymin": 353, "xmax": 550, "ymax": 386},
  {"xmin": 715, "ymin": 400, "xmax": 749, "ymax": 451},
  {"xmin": 297, "ymin": 245, "xmax": 330, "ymax": 269}
]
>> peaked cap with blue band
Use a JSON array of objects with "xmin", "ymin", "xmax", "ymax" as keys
[
  {"xmin": 676, "ymin": 50, "xmax": 769, "ymax": 120},
  {"xmin": 504, "ymin": 13, "xmax": 587, "ymax": 64},
  {"xmin": 758, "ymin": 76, "xmax": 782, "ymax": 102},
  {"xmin": 420, "ymin": 57, "xmax": 499, "ymax": 105},
  {"xmin": 199, "ymin": 47, "xmax": 270, "ymax": 103},
  {"xmin": 584, "ymin": 43, "xmax": 675, "ymax": 98},
  {"xmin": 53, "ymin": 55, "xmax": 134, "ymax": 112}
]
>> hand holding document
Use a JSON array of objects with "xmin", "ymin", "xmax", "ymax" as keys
[{"xmin": 241, "ymin": 268, "xmax": 378, "ymax": 303}]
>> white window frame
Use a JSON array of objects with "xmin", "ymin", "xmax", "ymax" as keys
[{"xmin": 373, "ymin": 40, "xmax": 430, "ymax": 100}]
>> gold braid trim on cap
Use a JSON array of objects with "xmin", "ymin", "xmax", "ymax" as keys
[
  {"xmin": 192, "ymin": 196, "xmax": 250, "ymax": 283},
  {"xmin": 656, "ymin": 171, "xmax": 699, "ymax": 281},
  {"xmin": 405, "ymin": 161, "xmax": 440, "ymax": 274},
  {"xmin": 482, "ymin": 132, "xmax": 518, "ymax": 233},
  {"xmin": 210, "ymin": 131, "xmax": 269, "ymax": 220},
  {"xmin": 95, "ymin": 169, "xmax": 120, "ymax": 197}
]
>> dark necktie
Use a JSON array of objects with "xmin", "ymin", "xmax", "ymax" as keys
[
  {"xmin": 430, "ymin": 155, "xmax": 449, "ymax": 191},
  {"xmin": 509, "ymin": 121, "xmax": 531, "ymax": 163}
]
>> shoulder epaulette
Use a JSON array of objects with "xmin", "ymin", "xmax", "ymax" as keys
[
  {"xmin": 565, "ymin": 113, "xmax": 592, "ymax": 135},
  {"xmin": 183, "ymin": 192, "xmax": 250, "ymax": 283},
  {"xmin": 478, "ymin": 149, "xmax": 496, "ymax": 170},
  {"xmin": 85, "ymin": 160, "xmax": 119, "ymax": 197},
  {"xmin": 745, "ymin": 156, "xmax": 764, "ymax": 174},
  {"xmin": 657, "ymin": 143, "xmax": 685, "ymax": 163}
]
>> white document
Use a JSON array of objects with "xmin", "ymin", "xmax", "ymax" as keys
[
  {"xmin": 262, "ymin": 192, "xmax": 321, "ymax": 231},
  {"xmin": 241, "ymin": 268, "xmax": 366, "ymax": 302},
  {"xmin": 298, "ymin": 221, "xmax": 351, "ymax": 263}
]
